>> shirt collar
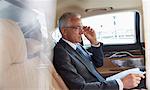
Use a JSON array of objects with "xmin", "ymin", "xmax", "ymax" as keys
[{"xmin": 62, "ymin": 38, "xmax": 79, "ymax": 50}]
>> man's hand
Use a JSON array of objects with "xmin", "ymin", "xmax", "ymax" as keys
[
  {"xmin": 83, "ymin": 26, "xmax": 98, "ymax": 45},
  {"xmin": 121, "ymin": 74, "xmax": 145, "ymax": 89}
]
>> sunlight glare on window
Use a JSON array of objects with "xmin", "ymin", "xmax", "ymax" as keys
[{"xmin": 82, "ymin": 11, "xmax": 136, "ymax": 46}]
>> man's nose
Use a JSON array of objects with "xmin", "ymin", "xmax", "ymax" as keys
[{"xmin": 79, "ymin": 29, "xmax": 84, "ymax": 34}]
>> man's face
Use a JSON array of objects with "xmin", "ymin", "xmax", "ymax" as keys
[{"xmin": 62, "ymin": 17, "xmax": 83, "ymax": 43}]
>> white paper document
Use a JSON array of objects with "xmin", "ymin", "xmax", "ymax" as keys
[{"xmin": 106, "ymin": 68, "xmax": 145, "ymax": 81}]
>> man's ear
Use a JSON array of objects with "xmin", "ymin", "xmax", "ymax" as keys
[{"xmin": 61, "ymin": 28, "xmax": 66, "ymax": 35}]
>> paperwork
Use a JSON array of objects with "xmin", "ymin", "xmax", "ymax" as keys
[{"xmin": 106, "ymin": 68, "xmax": 145, "ymax": 81}]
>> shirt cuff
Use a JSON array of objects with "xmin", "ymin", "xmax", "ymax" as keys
[
  {"xmin": 116, "ymin": 79, "xmax": 123, "ymax": 90},
  {"xmin": 91, "ymin": 42, "xmax": 101, "ymax": 47}
]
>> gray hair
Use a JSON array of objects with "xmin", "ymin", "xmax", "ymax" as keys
[{"xmin": 58, "ymin": 12, "xmax": 81, "ymax": 31}]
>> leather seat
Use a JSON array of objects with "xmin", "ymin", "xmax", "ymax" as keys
[{"xmin": 0, "ymin": 19, "xmax": 68, "ymax": 90}]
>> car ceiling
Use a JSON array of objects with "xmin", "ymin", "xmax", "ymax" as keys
[
  {"xmin": 56, "ymin": 0, "xmax": 142, "ymax": 19},
  {"xmin": 1, "ymin": 0, "xmax": 142, "ymax": 27}
]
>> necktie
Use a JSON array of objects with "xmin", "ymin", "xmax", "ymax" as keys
[
  {"xmin": 76, "ymin": 45, "xmax": 91, "ymax": 61},
  {"xmin": 76, "ymin": 45, "xmax": 105, "ymax": 81}
]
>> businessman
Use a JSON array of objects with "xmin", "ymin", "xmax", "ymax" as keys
[{"xmin": 53, "ymin": 12, "xmax": 145, "ymax": 90}]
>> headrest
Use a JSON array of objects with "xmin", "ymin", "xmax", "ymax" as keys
[{"xmin": 0, "ymin": 19, "xmax": 27, "ymax": 64}]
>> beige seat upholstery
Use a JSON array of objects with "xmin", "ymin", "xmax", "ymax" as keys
[
  {"xmin": 49, "ymin": 61, "xmax": 68, "ymax": 90},
  {"xmin": 0, "ymin": 19, "xmax": 68, "ymax": 90},
  {"xmin": 0, "ymin": 19, "xmax": 39, "ymax": 90}
]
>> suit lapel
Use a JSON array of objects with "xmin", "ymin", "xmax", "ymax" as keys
[
  {"xmin": 59, "ymin": 39, "xmax": 105, "ymax": 81},
  {"xmin": 59, "ymin": 39, "xmax": 88, "ymax": 64},
  {"xmin": 59, "ymin": 39, "xmax": 91, "ymax": 65}
]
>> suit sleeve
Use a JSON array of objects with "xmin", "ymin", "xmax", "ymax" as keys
[
  {"xmin": 91, "ymin": 43, "xmax": 104, "ymax": 67},
  {"xmin": 53, "ymin": 45, "xmax": 119, "ymax": 90}
]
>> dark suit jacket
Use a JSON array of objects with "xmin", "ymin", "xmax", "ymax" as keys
[{"xmin": 53, "ymin": 38, "xmax": 119, "ymax": 90}]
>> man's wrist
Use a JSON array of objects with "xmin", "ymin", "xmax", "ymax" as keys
[
  {"xmin": 116, "ymin": 79, "xmax": 124, "ymax": 90},
  {"xmin": 91, "ymin": 40, "xmax": 99, "ymax": 45},
  {"xmin": 91, "ymin": 42, "xmax": 101, "ymax": 47}
]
